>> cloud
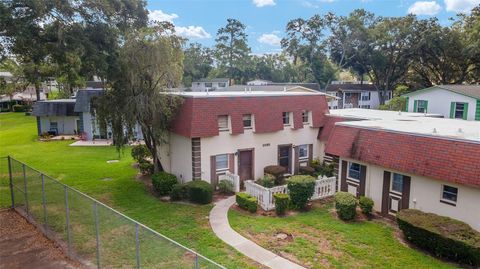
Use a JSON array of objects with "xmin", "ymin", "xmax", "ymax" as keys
[
  {"xmin": 444, "ymin": 0, "xmax": 480, "ymax": 12},
  {"xmin": 252, "ymin": 0, "xmax": 276, "ymax": 7},
  {"xmin": 176, "ymin": 26, "xmax": 212, "ymax": 39},
  {"xmin": 258, "ymin": 33, "xmax": 282, "ymax": 46},
  {"xmin": 408, "ymin": 1, "xmax": 442, "ymax": 15},
  {"xmin": 148, "ymin": 10, "xmax": 178, "ymax": 22}
]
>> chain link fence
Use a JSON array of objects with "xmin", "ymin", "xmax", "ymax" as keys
[{"xmin": 2, "ymin": 156, "xmax": 224, "ymax": 269}]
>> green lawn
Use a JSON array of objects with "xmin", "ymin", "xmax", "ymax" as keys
[
  {"xmin": 229, "ymin": 202, "xmax": 458, "ymax": 269},
  {"xmin": 0, "ymin": 112, "xmax": 259, "ymax": 269}
]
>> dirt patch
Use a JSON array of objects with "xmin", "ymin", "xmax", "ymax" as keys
[{"xmin": 0, "ymin": 209, "xmax": 84, "ymax": 269}]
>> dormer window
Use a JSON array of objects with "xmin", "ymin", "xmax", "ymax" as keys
[
  {"xmin": 282, "ymin": 112, "xmax": 291, "ymax": 126},
  {"xmin": 302, "ymin": 111, "xmax": 310, "ymax": 124},
  {"xmin": 218, "ymin": 115, "xmax": 229, "ymax": 131}
]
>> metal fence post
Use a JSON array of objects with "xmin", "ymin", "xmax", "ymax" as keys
[
  {"xmin": 94, "ymin": 202, "xmax": 101, "ymax": 269},
  {"xmin": 135, "ymin": 223, "xmax": 140, "ymax": 269},
  {"xmin": 7, "ymin": 156, "xmax": 14, "ymax": 208},
  {"xmin": 195, "ymin": 253, "xmax": 198, "ymax": 269},
  {"xmin": 22, "ymin": 164, "xmax": 29, "ymax": 216},
  {"xmin": 64, "ymin": 186, "xmax": 72, "ymax": 255},
  {"xmin": 41, "ymin": 174, "xmax": 47, "ymax": 230}
]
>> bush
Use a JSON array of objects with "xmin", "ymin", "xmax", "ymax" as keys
[
  {"xmin": 287, "ymin": 175, "xmax": 315, "ymax": 210},
  {"xmin": 264, "ymin": 165, "xmax": 287, "ymax": 185},
  {"xmin": 274, "ymin": 193, "xmax": 289, "ymax": 216},
  {"xmin": 186, "ymin": 180, "xmax": 213, "ymax": 204},
  {"xmin": 299, "ymin": 166, "xmax": 315, "ymax": 176},
  {"xmin": 218, "ymin": 179, "xmax": 234, "ymax": 194},
  {"xmin": 152, "ymin": 172, "xmax": 178, "ymax": 195},
  {"xmin": 313, "ymin": 161, "xmax": 335, "ymax": 177},
  {"xmin": 397, "ymin": 209, "xmax": 480, "ymax": 266},
  {"xmin": 359, "ymin": 196, "xmax": 374, "ymax": 215},
  {"xmin": 131, "ymin": 144, "xmax": 151, "ymax": 162},
  {"xmin": 236, "ymin": 193, "xmax": 257, "ymax": 213},
  {"xmin": 138, "ymin": 160, "xmax": 154, "ymax": 175},
  {"xmin": 334, "ymin": 192, "xmax": 357, "ymax": 220},
  {"xmin": 170, "ymin": 183, "xmax": 188, "ymax": 201},
  {"xmin": 255, "ymin": 174, "xmax": 275, "ymax": 188},
  {"xmin": 12, "ymin": 104, "xmax": 26, "ymax": 112}
]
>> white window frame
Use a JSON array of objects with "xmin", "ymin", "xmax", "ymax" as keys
[
  {"xmin": 204, "ymin": 82, "xmax": 213, "ymax": 88},
  {"xmin": 416, "ymin": 100, "xmax": 428, "ymax": 113},
  {"xmin": 282, "ymin": 112, "xmax": 291, "ymax": 126},
  {"xmin": 218, "ymin": 115, "xmax": 229, "ymax": 131},
  {"xmin": 440, "ymin": 184, "xmax": 458, "ymax": 205},
  {"xmin": 298, "ymin": 144, "xmax": 309, "ymax": 160},
  {"xmin": 218, "ymin": 82, "xmax": 226, "ymax": 88},
  {"xmin": 215, "ymin": 154, "xmax": 229, "ymax": 171},
  {"xmin": 302, "ymin": 110, "xmax": 310, "ymax": 124},
  {"xmin": 243, "ymin": 114, "xmax": 252, "ymax": 129},
  {"xmin": 390, "ymin": 173, "xmax": 404, "ymax": 194},
  {"xmin": 347, "ymin": 162, "xmax": 361, "ymax": 182},
  {"xmin": 454, "ymin": 103, "xmax": 465, "ymax": 119}
]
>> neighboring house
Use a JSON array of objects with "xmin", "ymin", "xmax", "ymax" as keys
[
  {"xmin": 32, "ymin": 99, "xmax": 79, "ymax": 135},
  {"xmin": 222, "ymin": 85, "xmax": 320, "ymax": 93},
  {"xmin": 403, "ymin": 85, "xmax": 480, "ymax": 121},
  {"xmin": 321, "ymin": 109, "xmax": 480, "ymax": 230},
  {"xmin": 74, "ymin": 89, "xmax": 110, "ymax": 140},
  {"xmin": 247, "ymin": 79, "xmax": 272, "ymax": 86},
  {"xmin": 325, "ymin": 82, "xmax": 392, "ymax": 109},
  {"xmin": 160, "ymin": 91, "xmax": 330, "ymax": 186},
  {"xmin": 191, "ymin": 78, "xmax": 230, "ymax": 92}
]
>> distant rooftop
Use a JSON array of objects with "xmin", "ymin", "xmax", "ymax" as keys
[
  {"xmin": 325, "ymin": 83, "xmax": 377, "ymax": 92},
  {"xmin": 169, "ymin": 90, "xmax": 326, "ymax": 98},
  {"xmin": 329, "ymin": 108, "xmax": 442, "ymax": 120},
  {"xmin": 193, "ymin": 78, "xmax": 229, "ymax": 83},
  {"xmin": 404, "ymin": 85, "xmax": 480, "ymax": 99}
]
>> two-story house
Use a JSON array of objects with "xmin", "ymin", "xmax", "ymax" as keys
[
  {"xmin": 326, "ymin": 82, "xmax": 392, "ymax": 109},
  {"xmin": 191, "ymin": 78, "xmax": 230, "ymax": 92},
  {"xmin": 403, "ymin": 85, "xmax": 480, "ymax": 121}
]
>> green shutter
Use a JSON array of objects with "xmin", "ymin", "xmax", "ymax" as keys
[
  {"xmin": 463, "ymin": 103, "xmax": 468, "ymax": 120},
  {"xmin": 476, "ymin": 100, "xmax": 480, "ymax": 121},
  {"xmin": 450, "ymin": 102, "xmax": 456, "ymax": 118},
  {"xmin": 413, "ymin": 100, "xmax": 418, "ymax": 112},
  {"xmin": 404, "ymin": 97, "xmax": 409, "ymax": 112}
]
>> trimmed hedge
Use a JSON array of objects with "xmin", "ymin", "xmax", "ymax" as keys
[
  {"xmin": 264, "ymin": 165, "xmax": 286, "ymax": 185},
  {"xmin": 287, "ymin": 175, "xmax": 315, "ymax": 210},
  {"xmin": 186, "ymin": 180, "xmax": 213, "ymax": 204},
  {"xmin": 256, "ymin": 174, "xmax": 275, "ymax": 188},
  {"xmin": 12, "ymin": 104, "xmax": 27, "ymax": 112},
  {"xmin": 299, "ymin": 166, "xmax": 315, "ymax": 176},
  {"xmin": 236, "ymin": 193, "xmax": 257, "ymax": 213},
  {"xmin": 274, "ymin": 193, "xmax": 289, "ymax": 216},
  {"xmin": 397, "ymin": 209, "xmax": 480, "ymax": 266},
  {"xmin": 335, "ymin": 192, "xmax": 357, "ymax": 220},
  {"xmin": 138, "ymin": 160, "xmax": 154, "ymax": 175},
  {"xmin": 170, "ymin": 183, "xmax": 188, "ymax": 201},
  {"xmin": 152, "ymin": 172, "xmax": 178, "ymax": 195},
  {"xmin": 359, "ymin": 196, "xmax": 374, "ymax": 215},
  {"xmin": 218, "ymin": 179, "xmax": 234, "ymax": 194}
]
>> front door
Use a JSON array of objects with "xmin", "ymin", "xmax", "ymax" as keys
[
  {"xmin": 238, "ymin": 150, "xmax": 253, "ymax": 183},
  {"xmin": 278, "ymin": 145, "xmax": 292, "ymax": 173},
  {"xmin": 382, "ymin": 171, "xmax": 411, "ymax": 216}
]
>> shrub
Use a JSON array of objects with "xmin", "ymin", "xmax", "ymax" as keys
[
  {"xmin": 255, "ymin": 174, "xmax": 275, "ymax": 188},
  {"xmin": 314, "ymin": 162, "xmax": 335, "ymax": 177},
  {"xmin": 274, "ymin": 193, "xmax": 289, "ymax": 216},
  {"xmin": 186, "ymin": 180, "xmax": 213, "ymax": 204},
  {"xmin": 131, "ymin": 144, "xmax": 151, "ymax": 162},
  {"xmin": 236, "ymin": 193, "xmax": 257, "ymax": 213},
  {"xmin": 170, "ymin": 183, "xmax": 188, "ymax": 201},
  {"xmin": 218, "ymin": 179, "xmax": 234, "ymax": 194},
  {"xmin": 152, "ymin": 172, "xmax": 178, "ymax": 195},
  {"xmin": 397, "ymin": 209, "xmax": 480, "ymax": 266},
  {"xmin": 264, "ymin": 165, "xmax": 286, "ymax": 185},
  {"xmin": 299, "ymin": 166, "xmax": 315, "ymax": 176},
  {"xmin": 359, "ymin": 196, "xmax": 374, "ymax": 215},
  {"xmin": 12, "ymin": 104, "xmax": 26, "ymax": 112},
  {"xmin": 334, "ymin": 192, "xmax": 357, "ymax": 221},
  {"xmin": 287, "ymin": 175, "xmax": 315, "ymax": 210},
  {"xmin": 138, "ymin": 160, "xmax": 154, "ymax": 175}
]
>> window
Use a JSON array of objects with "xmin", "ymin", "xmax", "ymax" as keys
[
  {"xmin": 391, "ymin": 173, "xmax": 404, "ymax": 193},
  {"xmin": 218, "ymin": 115, "xmax": 229, "ymax": 131},
  {"xmin": 218, "ymin": 82, "xmax": 226, "ymax": 87},
  {"xmin": 298, "ymin": 145, "xmax": 308, "ymax": 159},
  {"xmin": 302, "ymin": 111, "xmax": 309, "ymax": 124},
  {"xmin": 243, "ymin": 114, "xmax": 252, "ymax": 129},
  {"xmin": 282, "ymin": 112, "xmax": 290, "ymax": 125},
  {"xmin": 441, "ymin": 185, "xmax": 458, "ymax": 204},
  {"xmin": 49, "ymin": 121, "xmax": 58, "ymax": 130},
  {"xmin": 215, "ymin": 154, "xmax": 228, "ymax": 171},
  {"xmin": 204, "ymin": 82, "xmax": 212, "ymax": 87},
  {"xmin": 361, "ymin": 92, "xmax": 371, "ymax": 101},
  {"xmin": 416, "ymin": 100, "xmax": 428, "ymax": 113},
  {"xmin": 347, "ymin": 162, "xmax": 361, "ymax": 181},
  {"xmin": 455, "ymin": 103, "xmax": 465, "ymax": 119}
]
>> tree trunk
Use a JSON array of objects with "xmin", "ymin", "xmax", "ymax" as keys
[{"xmin": 35, "ymin": 82, "xmax": 41, "ymax": 101}]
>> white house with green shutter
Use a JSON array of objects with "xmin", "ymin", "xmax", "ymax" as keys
[{"xmin": 403, "ymin": 85, "xmax": 480, "ymax": 121}]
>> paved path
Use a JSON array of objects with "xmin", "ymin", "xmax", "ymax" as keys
[{"xmin": 209, "ymin": 196, "xmax": 305, "ymax": 269}]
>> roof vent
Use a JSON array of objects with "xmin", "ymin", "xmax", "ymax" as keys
[
  {"xmin": 284, "ymin": 86, "xmax": 287, "ymax": 92},
  {"xmin": 244, "ymin": 87, "xmax": 247, "ymax": 93}
]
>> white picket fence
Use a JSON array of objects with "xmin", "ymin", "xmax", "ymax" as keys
[
  {"xmin": 245, "ymin": 176, "xmax": 337, "ymax": 211},
  {"xmin": 218, "ymin": 171, "xmax": 241, "ymax": 193}
]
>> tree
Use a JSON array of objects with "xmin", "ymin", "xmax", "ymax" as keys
[
  {"xmin": 182, "ymin": 43, "xmax": 213, "ymax": 86},
  {"xmin": 458, "ymin": 5, "xmax": 480, "ymax": 83},
  {"xmin": 0, "ymin": 58, "xmax": 30, "ymax": 102},
  {"xmin": 214, "ymin": 19, "xmax": 251, "ymax": 84},
  {"xmin": 94, "ymin": 23, "xmax": 184, "ymax": 172}
]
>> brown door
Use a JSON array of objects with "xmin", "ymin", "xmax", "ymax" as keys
[
  {"xmin": 278, "ymin": 145, "xmax": 292, "ymax": 173},
  {"xmin": 238, "ymin": 150, "xmax": 253, "ymax": 182},
  {"xmin": 382, "ymin": 171, "xmax": 411, "ymax": 216}
]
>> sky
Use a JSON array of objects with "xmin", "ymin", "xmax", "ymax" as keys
[{"xmin": 147, "ymin": 0, "xmax": 480, "ymax": 54}]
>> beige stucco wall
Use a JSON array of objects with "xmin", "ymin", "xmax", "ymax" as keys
[
  {"xmin": 340, "ymin": 157, "xmax": 480, "ymax": 231},
  {"xmin": 200, "ymin": 126, "xmax": 321, "ymax": 183}
]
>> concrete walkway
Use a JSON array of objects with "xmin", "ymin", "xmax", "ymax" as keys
[{"xmin": 209, "ymin": 196, "xmax": 305, "ymax": 269}]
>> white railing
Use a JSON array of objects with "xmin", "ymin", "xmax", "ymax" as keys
[
  {"xmin": 218, "ymin": 171, "xmax": 240, "ymax": 193},
  {"xmin": 245, "ymin": 176, "xmax": 337, "ymax": 211}
]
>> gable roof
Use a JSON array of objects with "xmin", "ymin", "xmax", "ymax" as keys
[{"xmin": 404, "ymin": 85, "xmax": 480, "ymax": 99}]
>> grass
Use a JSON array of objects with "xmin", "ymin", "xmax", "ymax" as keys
[
  {"xmin": 229, "ymin": 202, "xmax": 459, "ymax": 269},
  {"xmin": 0, "ymin": 112, "xmax": 259, "ymax": 269}
]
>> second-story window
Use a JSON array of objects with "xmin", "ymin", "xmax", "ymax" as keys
[
  {"xmin": 282, "ymin": 112, "xmax": 290, "ymax": 125},
  {"xmin": 243, "ymin": 114, "xmax": 252, "ymax": 129},
  {"xmin": 302, "ymin": 111, "xmax": 310, "ymax": 124},
  {"xmin": 218, "ymin": 115, "xmax": 229, "ymax": 131}
]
